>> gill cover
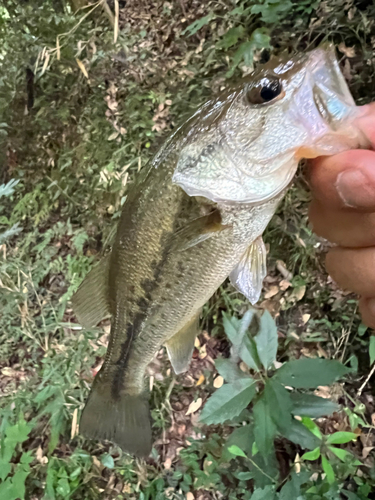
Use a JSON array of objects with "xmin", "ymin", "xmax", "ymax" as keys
[{"xmin": 172, "ymin": 45, "xmax": 362, "ymax": 205}]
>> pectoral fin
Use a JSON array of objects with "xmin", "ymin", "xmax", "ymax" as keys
[
  {"xmin": 165, "ymin": 311, "xmax": 201, "ymax": 374},
  {"xmin": 172, "ymin": 209, "xmax": 230, "ymax": 252},
  {"xmin": 229, "ymin": 236, "xmax": 267, "ymax": 305},
  {"xmin": 71, "ymin": 253, "xmax": 112, "ymax": 328}
]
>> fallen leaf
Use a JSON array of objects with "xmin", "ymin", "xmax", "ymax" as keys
[
  {"xmin": 186, "ymin": 398, "xmax": 202, "ymax": 415},
  {"xmin": 149, "ymin": 375, "xmax": 154, "ymax": 391},
  {"xmin": 279, "ymin": 279, "xmax": 292, "ymax": 291},
  {"xmin": 76, "ymin": 58, "xmax": 89, "ymax": 78},
  {"xmin": 186, "ymin": 493, "xmax": 195, "ymax": 500},
  {"xmin": 71, "ymin": 408, "xmax": 78, "ymax": 439},
  {"xmin": 198, "ymin": 344, "xmax": 207, "ymax": 359},
  {"xmin": 264, "ymin": 286, "xmax": 279, "ymax": 299},
  {"xmin": 338, "ymin": 42, "xmax": 356, "ymax": 58},
  {"xmin": 164, "ymin": 457, "xmax": 172, "ymax": 469},
  {"xmin": 294, "ymin": 453, "xmax": 301, "ymax": 473},
  {"xmin": 196, "ymin": 374, "xmax": 205, "ymax": 386},
  {"xmin": 294, "ymin": 285, "xmax": 306, "ymax": 301},
  {"xmin": 363, "ymin": 446, "xmax": 374, "ymax": 459},
  {"xmin": 194, "ymin": 337, "xmax": 201, "ymax": 348},
  {"xmin": 213, "ymin": 376, "xmax": 224, "ymax": 388},
  {"xmin": 302, "ymin": 314, "xmax": 311, "ymax": 324}
]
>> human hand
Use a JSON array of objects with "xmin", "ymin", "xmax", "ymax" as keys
[{"xmin": 309, "ymin": 103, "xmax": 375, "ymax": 328}]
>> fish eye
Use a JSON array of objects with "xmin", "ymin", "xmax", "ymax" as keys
[{"xmin": 246, "ymin": 76, "xmax": 282, "ymax": 105}]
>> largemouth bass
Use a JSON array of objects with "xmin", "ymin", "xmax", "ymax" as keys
[{"xmin": 72, "ymin": 46, "xmax": 367, "ymax": 456}]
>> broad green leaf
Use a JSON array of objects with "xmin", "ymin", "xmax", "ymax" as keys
[
  {"xmin": 253, "ymin": 396, "xmax": 277, "ymax": 458},
  {"xmin": 215, "ymin": 358, "xmax": 249, "ymax": 383},
  {"xmin": 321, "ymin": 455, "xmax": 335, "ymax": 484},
  {"xmin": 290, "ymin": 393, "xmax": 339, "ymax": 418},
  {"xmin": 200, "ymin": 379, "xmax": 257, "ymax": 425},
  {"xmin": 370, "ymin": 336, "xmax": 375, "ymax": 365},
  {"xmin": 11, "ymin": 468, "xmax": 30, "ymax": 500},
  {"xmin": 228, "ymin": 445, "xmax": 247, "ymax": 458},
  {"xmin": 263, "ymin": 380, "xmax": 292, "ymax": 433},
  {"xmin": 274, "ymin": 358, "xmax": 351, "ymax": 389},
  {"xmin": 235, "ymin": 471, "xmax": 253, "ymax": 481},
  {"xmin": 301, "ymin": 447, "xmax": 321, "ymax": 461},
  {"xmin": 224, "ymin": 425, "xmax": 254, "ymax": 460},
  {"xmin": 56, "ymin": 478, "xmax": 71, "ymax": 497},
  {"xmin": 101, "ymin": 453, "xmax": 115, "ymax": 469},
  {"xmin": 222, "ymin": 312, "xmax": 242, "ymax": 345},
  {"xmin": 254, "ymin": 311, "xmax": 278, "ymax": 370},
  {"xmin": 342, "ymin": 491, "xmax": 362, "ymax": 500},
  {"xmin": 279, "ymin": 471, "xmax": 310, "ymax": 500},
  {"xmin": 250, "ymin": 485, "xmax": 276, "ymax": 499},
  {"xmin": 182, "ymin": 12, "xmax": 214, "ymax": 37},
  {"xmin": 5, "ymin": 417, "xmax": 32, "ymax": 445},
  {"xmin": 328, "ymin": 446, "xmax": 360, "ymax": 464},
  {"xmin": 280, "ymin": 419, "xmax": 320, "ymax": 450},
  {"xmin": 326, "ymin": 431, "xmax": 358, "ymax": 445},
  {"xmin": 301, "ymin": 417, "xmax": 322, "ymax": 439},
  {"xmin": 240, "ymin": 335, "xmax": 261, "ymax": 371},
  {"xmin": 217, "ymin": 26, "xmax": 245, "ymax": 49}
]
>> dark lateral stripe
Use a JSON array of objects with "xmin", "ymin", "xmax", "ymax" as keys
[{"xmin": 110, "ymin": 197, "xmax": 187, "ymax": 399}]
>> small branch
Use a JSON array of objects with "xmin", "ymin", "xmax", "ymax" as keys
[{"xmin": 357, "ymin": 363, "xmax": 375, "ymax": 397}]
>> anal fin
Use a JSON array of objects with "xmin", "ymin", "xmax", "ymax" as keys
[
  {"xmin": 229, "ymin": 236, "xmax": 267, "ymax": 305},
  {"xmin": 165, "ymin": 311, "xmax": 201, "ymax": 374},
  {"xmin": 71, "ymin": 253, "xmax": 112, "ymax": 328}
]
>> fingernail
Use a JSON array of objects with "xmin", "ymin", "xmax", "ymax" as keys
[{"xmin": 336, "ymin": 169, "xmax": 375, "ymax": 208}]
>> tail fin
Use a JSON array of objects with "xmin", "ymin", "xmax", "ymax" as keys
[{"xmin": 80, "ymin": 386, "xmax": 152, "ymax": 457}]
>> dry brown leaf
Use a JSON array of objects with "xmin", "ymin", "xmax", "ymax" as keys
[
  {"xmin": 264, "ymin": 286, "xmax": 279, "ymax": 299},
  {"xmin": 338, "ymin": 42, "xmax": 356, "ymax": 58},
  {"xmin": 315, "ymin": 386, "xmax": 331, "ymax": 399},
  {"xmin": 164, "ymin": 457, "xmax": 172, "ymax": 470},
  {"xmin": 186, "ymin": 493, "xmax": 195, "ymax": 500},
  {"xmin": 186, "ymin": 398, "xmax": 202, "ymax": 415},
  {"xmin": 279, "ymin": 279, "xmax": 292, "ymax": 291},
  {"xmin": 371, "ymin": 413, "xmax": 375, "ymax": 426},
  {"xmin": 196, "ymin": 374, "xmax": 205, "ymax": 386},
  {"xmin": 302, "ymin": 313, "xmax": 311, "ymax": 324},
  {"xmin": 363, "ymin": 446, "xmax": 374, "ymax": 459},
  {"xmin": 76, "ymin": 58, "xmax": 89, "ymax": 79},
  {"xmin": 194, "ymin": 337, "xmax": 200, "ymax": 348},
  {"xmin": 213, "ymin": 375, "xmax": 224, "ymax": 388},
  {"xmin": 71, "ymin": 408, "xmax": 78, "ymax": 439},
  {"xmin": 294, "ymin": 285, "xmax": 306, "ymax": 301}
]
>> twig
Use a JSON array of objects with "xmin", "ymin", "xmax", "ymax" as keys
[{"xmin": 357, "ymin": 363, "xmax": 375, "ymax": 397}]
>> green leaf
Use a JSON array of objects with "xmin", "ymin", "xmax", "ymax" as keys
[
  {"xmin": 224, "ymin": 425, "xmax": 254, "ymax": 460},
  {"xmin": 228, "ymin": 445, "xmax": 247, "ymax": 458},
  {"xmin": 253, "ymin": 396, "xmax": 277, "ymax": 458},
  {"xmin": 328, "ymin": 446, "xmax": 360, "ymax": 464},
  {"xmin": 279, "ymin": 419, "xmax": 321, "ymax": 450},
  {"xmin": 254, "ymin": 311, "xmax": 278, "ymax": 370},
  {"xmin": 274, "ymin": 358, "xmax": 351, "ymax": 389},
  {"xmin": 321, "ymin": 455, "xmax": 335, "ymax": 484},
  {"xmin": 279, "ymin": 471, "xmax": 310, "ymax": 500},
  {"xmin": 301, "ymin": 417, "xmax": 323, "ymax": 439},
  {"xmin": 5, "ymin": 417, "xmax": 32, "ymax": 445},
  {"xmin": 326, "ymin": 432, "xmax": 358, "ymax": 445},
  {"xmin": 56, "ymin": 478, "xmax": 71, "ymax": 497},
  {"xmin": 217, "ymin": 26, "xmax": 245, "ymax": 49},
  {"xmin": 182, "ymin": 12, "xmax": 214, "ymax": 37},
  {"xmin": 290, "ymin": 393, "xmax": 340, "ymax": 418},
  {"xmin": 215, "ymin": 358, "xmax": 250, "ymax": 383},
  {"xmin": 301, "ymin": 447, "xmax": 321, "ymax": 461},
  {"xmin": 250, "ymin": 485, "xmax": 276, "ymax": 499},
  {"xmin": 200, "ymin": 379, "xmax": 257, "ymax": 425},
  {"xmin": 101, "ymin": 453, "xmax": 115, "ymax": 469},
  {"xmin": 222, "ymin": 312, "xmax": 242, "ymax": 345},
  {"xmin": 263, "ymin": 380, "xmax": 292, "ymax": 433},
  {"xmin": 370, "ymin": 336, "xmax": 375, "ymax": 365},
  {"xmin": 0, "ymin": 179, "xmax": 19, "ymax": 198},
  {"xmin": 240, "ymin": 335, "xmax": 261, "ymax": 371}
]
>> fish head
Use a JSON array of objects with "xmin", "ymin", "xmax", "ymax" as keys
[{"xmin": 172, "ymin": 45, "xmax": 368, "ymax": 204}]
